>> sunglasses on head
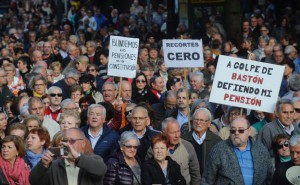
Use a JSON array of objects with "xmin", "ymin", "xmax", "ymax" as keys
[
  {"xmin": 50, "ymin": 93, "xmax": 63, "ymax": 97},
  {"xmin": 277, "ymin": 142, "xmax": 289, "ymax": 149},
  {"xmin": 229, "ymin": 127, "xmax": 250, "ymax": 134}
]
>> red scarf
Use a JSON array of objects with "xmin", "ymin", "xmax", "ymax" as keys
[{"xmin": 0, "ymin": 156, "xmax": 30, "ymax": 185}]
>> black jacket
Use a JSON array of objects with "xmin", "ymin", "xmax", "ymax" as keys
[{"xmin": 141, "ymin": 156, "xmax": 186, "ymax": 185}]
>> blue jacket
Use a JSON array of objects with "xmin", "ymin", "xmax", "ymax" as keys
[{"xmin": 81, "ymin": 124, "xmax": 119, "ymax": 162}]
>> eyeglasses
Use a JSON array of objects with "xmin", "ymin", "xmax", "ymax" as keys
[
  {"xmin": 50, "ymin": 93, "xmax": 63, "ymax": 97},
  {"xmin": 123, "ymin": 145, "xmax": 138, "ymax": 149},
  {"xmin": 295, "ymin": 108, "xmax": 300, "ymax": 113},
  {"xmin": 62, "ymin": 138, "xmax": 84, "ymax": 144},
  {"xmin": 229, "ymin": 127, "xmax": 250, "ymax": 134},
  {"xmin": 34, "ymin": 83, "xmax": 45, "ymax": 87},
  {"xmin": 69, "ymin": 77, "xmax": 79, "ymax": 82},
  {"xmin": 193, "ymin": 119, "xmax": 210, "ymax": 123},
  {"xmin": 174, "ymin": 78, "xmax": 181, "ymax": 82},
  {"xmin": 132, "ymin": 117, "xmax": 147, "ymax": 121},
  {"xmin": 125, "ymin": 110, "xmax": 132, "ymax": 116},
  {"xmin": 136, "ymin": 79, "xmax": 146, "ymax": 83},
  {"xmin": 277, "ymin": 142, "xmax": 289, "ymax": 149}
]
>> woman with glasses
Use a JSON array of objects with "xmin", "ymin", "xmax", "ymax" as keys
[
  {"xmin": 132, "ymin": 73, "xmax": 151, "ymax": 104},
  {"xmin": 70, "ymin": 85, "xmax": 84, "ymax": 107},
  {"xmin": 104, "ymin": 131, "xmax": 141, "ymax": 185},
  {"xmin": 78, "ymin": 74, "xmax": 103, "ymax": 103},
  {"xmin": 24, "ymin": 128, "xmax": 50, "ymax": 169},
  {"xmin": 29, "ymin": 74, "xmax": 47, "ymax": 98},
  {"xmin": 272, "ymin": 134, "xmax": 291, "ymax": 168},
  {"xmin": 141, "ymin": 133, "xmax": 186, "ymax": 185}
]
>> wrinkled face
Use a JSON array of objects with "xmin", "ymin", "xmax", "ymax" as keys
[
  {"xmin": 276, "ymin": 104, "xmax": 295, "ymax": 127},
  {"xmin": 131, "ymin": 108, "xmax": 149, "ymax": 132},
  {"xmin": 229, "ymin": 118, "xmax": 251, "ymax": 148},
  {"xmin": 26, "ymin": 133, "xmax": 45, "ymax": 153},
  {"xmin": 49, "ymin": 89, "xmax": 62, "ymax": 106},
  {"xmin": 190, "ymin": 76, "xmax": 203, "ymax": 91},
  {"xmin": 193, "ymin": 111, "xmax": 211, "ymax": 134},
  {"xmin": 121, "ymin": 84, "xmax": 132, "ymax": 102},
  {"xmin": 276, "ymin": 139, "xmax": 290, "ymax": 158},
  {"xmin": 164, "ymin": 96, "xmax": 177, "ymax": 110},
  {"xmin": 139, "ymin": 50, "xmax": 148, "ymax": 63},
  {"xmin": 88, "ymin": 107, "xmax": 105, "ymax": 129},
  {"xmin": 135, "ymin": 75, "xmax": 147, "ymax": 90},
  {"xmin": 0, "ymin": 113, "xmax": 7, "ymax": 131},
  {"xmin": 152, "ymin": 77, "xmax": 164, "ymax": 92},
  {"xmin": 60, "ymin": 116, "xmax": 77, "ymax": 131},
  {"xmin": 62, "ymin": 130, "xmax": 85, "ymax": 153},
  {"xmin": 153, "ymin": 141, "xmax": 168, "ymax": 162},
  {"xmin": 26, "ymin": 120, "xmax": 40, "ymax": 131},
  {"xmin": 29, "ymin": 101, "xmax": 45, "ymax": 120},
  {"xmin": 166, "ymin": 123, "xmax": 181, "ymax": 146},
  {"xmin": 1, "ymin": 141, "xmax": 18, "ymax": 163},
  {"xmin": 71, "ymin": 90, "xmax": 83, "ymax": 103},
  {"xmin": 34, "ymin": 79, "xmax": 47, "ymax": 95},
  {"xmin": 102, "ymin": 84, "xmax": 116, "ymax": 103},
  {"xmin": 290, "ymin": 144, "xmax": 300, "ymax": 165},
  {"xmin": 121, "ymin": 139, "xmax": 138, "ymax": 159},
  {"xmin": 125, "ymin": 106, "xmax": 134, "ymax": 123},
  {"xmin": 4, "ymin": 66, "xmax": 15, "ymax": 78}
]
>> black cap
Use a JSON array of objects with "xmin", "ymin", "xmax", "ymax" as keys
[{"xmin": 79, "ymin": 74, "xmax": 94, "ymax": 84}]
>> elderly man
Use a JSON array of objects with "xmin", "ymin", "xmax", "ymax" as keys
[
  {"xmin": 43, "ymin": 41, "xmax": 62, "ymax": 66},
  {"xmin": 102, "ymin": 82, "xmax": 117, "ymax": 104},
  {"xmin": 182, "ymin": 108, "xmax": 222, "ymax": 175},
  {"xmin": 28, "ymin": 97, "xmax": 60, "ymax": 139},
  {"xmin": 272, "ymin": 135, "xmax": 300, "ymax": 185},
  {"xmin": 189, "ymin": 71, "xmax": 210, "ymax": 99},
  {"xmin": 85, "ymin": 41, "xmax": 100, "ymax": 66},
  {"xmin": 52, "ymin": 68, "xmax": 81, "ymax": 100},
  {"xmin": 81, "ymin": 104, "xmax": 119, "ymax": 161},
  {"xmin": 62, "ymin": 44, "xmax": 79, "ymax": 68},
  {"xmin": 121, "ymin": 106, "xmax": 159, "ymax": 162},
  {"xmin": 201, "ymin": 117, "xmax": 273, "ymax": 185},
  {"xmin": 148, "ymin": 75, "xmax": 165, "ymax": 105},
  {"xmin": 44, "ymin": 86, "xmax": 63, "ymax": 122},
  {"xmin": 159, "ymin": 117, "xmax": 200, "ymax": 185},
  {"xmin": 29, "ymin": 128, "xmax": 107, "ymax": 185},
  {"xmin": 258, "ymin": 99, "xmax": 300, "ymax": 156}
]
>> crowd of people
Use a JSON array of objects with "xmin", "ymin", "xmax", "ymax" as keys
[{"xmin": 0, "ymin": 0, "xmax": 299, "ymax": 184}]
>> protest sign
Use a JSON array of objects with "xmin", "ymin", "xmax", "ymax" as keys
[
  {"xmin": 162, "ymin": 39, "xmax": 204, "ymax": 68},
  {"xmin": 108, "ymin": 36, "xmax": 139, "ymax": 78},
  {"xmin": 209, "ymin": 55, "xmax": 284, "ymax": 113}
]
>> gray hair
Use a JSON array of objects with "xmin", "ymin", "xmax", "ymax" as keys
[
  {"xmin": 276, "ymin": 99, "xmax": 293, "ymax": 113},
  {"xmin": 48, "ymin": 86, "xmax": 62, "ymax": 94},
  {"xmin": 28, "ymin": 74, "xmax": 47, "ymax": 90},
  {"xmin": 289, "ymin": 135, "xmax": 300, "ymax": 147},
  {"xmin": 31, "ymin": 65, "xmax": 46, "ymax": 74},
  {"xmin": 59, "ymin": 110, "xmax": 81, "ymax": 128},
  {"xmin": 63, "ymin": 128, "xmax": 86, "ymax": 140},
  {"xmin": 132, "ymin": 106, "xmax": 148, "ymax": 117},
  {"xmin": 292, "ymin": 97, "xmax": 300, "ymax": 104},
  {"xmin": 61, "ymin": 99, "xmax": 76, "ymax": 109},
  {"xmin": 118, "ymin": 131, "xmax": 140, "ymax": 146},
  {"xmin": 288, "ymin": 73, "xmax": 300, "ymax": 91},
  {"xmin": 193, "ymin": 108, "xmax": 212, "ymax": 121},
  {"xmin": 23, "ymin": 115, "xmax": 42, "ymax": 127},
  {"xmin": 87, "ymin": 104, "xmax": 106, "ymax": 116},
  {"xmin": 189, "ymin": 71, "xmax": 204, "ymax": 81},
  {"xmin": 102, "ymin": 82, "xmax": 117, "ymax": 91},
  {"xmin": 28, "ymin": 97, "xmax": 43, "ymax": 108},
  {"xmin": 64, "ymin": 68, "xmax": 81, "ymax": 78},
  {"xmin": 284, "ymin": 45, "xmax": 296, "ymax": 55},
  {"xmin": 161, "ymin": 117, "xmax": 179, "ymax": 131}
]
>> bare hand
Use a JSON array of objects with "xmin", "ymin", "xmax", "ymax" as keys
[
  {"xmin": 41, "ymin": 150, "xmax": 55, "ymax": 168},
  {"xmin": 61, "ymin": 141, "xmax": 80, "ymax": 162}
]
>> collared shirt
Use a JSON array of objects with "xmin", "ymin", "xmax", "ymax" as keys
[
  {"xmin": 65, "ymin": 159, "xmax": 80, "ymax": 185},
  {"xmin": 192, "ymin": 131, "xmax": 206, "ymax": 145},
  {"xmin": 278, "ymin": 120, "xmax": 295, "ymax": 135},
  {"xmin": 88, "ymin": 127, "xmax": 103, "ymax": 149},
  {"xmin": 132, "ymin": 128, "xmax": 146, "ymax": 139},
  {"xmin": 234, "ymin": 140, "xmax": 254, "ymax": 185},
  {"xmin": 177, "ymin": 111, "xmax": 188, "ymax": 128}
]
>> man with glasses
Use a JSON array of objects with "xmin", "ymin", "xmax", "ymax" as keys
[
  {"xmin": 182, "ymin": 108, "xmax": 221, "ymax": 175},
  {"xmin": 52, "ymin": 68, "xmax": 80, "ymax": 100},
  {"xmin": 30, "ymin": 128, "xmax": 107, "ymax": 185},
  {"xmin": 272, "ymin": 135, "xmax": 300, "ymax": 185},
  {"xmin": 81, "ymin": 104, "xmax": 119, "ymax": 161},
  {"xmin": 201, "ymin": 117, "xmax": 273, "ymax": 184},
  {"xmin": 258, "ymin": 99, "xmax": 300, "ymax": 157},
  {"xmin": 44, "ymin": 86, "xmax": 63, "ymax": 122}
]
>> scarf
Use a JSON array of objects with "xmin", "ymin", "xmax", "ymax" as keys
[
  {"xmin": 0, "ymin": 156, "xmax": 30, "ymax": 185},
  {"xmin": 26, "ymin": 148, "xmax": 46, "ymax": 168},
  {"xmin": 33, "ymin": 90, "xmax": 43, "ymax": 98}
]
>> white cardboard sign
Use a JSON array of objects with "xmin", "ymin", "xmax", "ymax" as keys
[
  {"xmin": 108, "ymin": 36, "xmax": 139, "ymax": 78},
  {"xmin": 162, "ymin": 39, "xmax": 204, "ymax": 68},
  {"xmin": 209, "ymin": 55, "xmax": 284, "ymax": 113}
]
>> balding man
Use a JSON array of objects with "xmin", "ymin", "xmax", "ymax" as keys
[{"xmin": 201, "ymin": 117, "xmax": 273, "ymax": 185}]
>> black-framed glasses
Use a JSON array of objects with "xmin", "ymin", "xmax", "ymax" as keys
[
  {"xmin": 124, "ymin": 110, "xmax": 132, "ymax": 116},
  {"xmin": 229, "ymin": 127, "xmax": 250, "ymax": 134},
  {"xmin": 62, "ymin": 138, "xmax": 84, "ymax": 144},
  {"xmin": 123, "ymin": 145, "xmax": 138, "ymax": 149},
  {"xmin": 277, "ymin": 142, "xmax": 289, "ymax": 149},
  {"xmin": 50, "ymin": 93, "xmax": 63, "ymax": 97}
]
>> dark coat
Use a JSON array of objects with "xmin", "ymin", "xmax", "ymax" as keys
[
  {"xmin": 104, "ymin": 150, "xmax": 141, "ymax": 185},
  {"xmin": 0, "ymin": 85, "xmax": 14, "ymax": 111},
  {"xmin": 81, "ymin": 124, "xmax": 119, "ymax": 162},
  {"xmin": 272, "ymin": 161, "xmax": 294, "ymax": 185},
  {"xmin": 141, "ymin": 156, "xmax": 186, "ymax": 185},
  {"xmin": 182, "ymin": 130, "xmax": 222, "ymax": 175},
  {"xmin": 52, "ymin": 79, "xmax": 70, "ymax": 100}
]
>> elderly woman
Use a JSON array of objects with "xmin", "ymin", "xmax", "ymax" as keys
[
  {"xmin": 272, "ymin": 134, "xmax": 291, "ymax": 168},
  {"xmin": 29, "ymin": 74, "xmax": 48, "ymax": 98},
  {"xmin": 141, "ymin": 134, "xmax": 186, "ymax": 185},
  {"xmin": 79, "ymin": 74, "xmax": 103, "ymax": 103},
  {"xmin": 23, "ymin": 115, "xmax": 42, "ymax": 131},
  {"xmin": 59, "ymin": 110, "xmax": 81, "ymax": 131},
  {"xmin": 3, "ymin": 63, "xmax": 25, "ymax": 95},
  {"xmin": 70, "ymin": 85, "xmax": 84, "ymax": 107},
  {"xmin": 0, "ymin": 111, "xmax": 7, "ymax": 140},
  {"xmin": 76, "ymin": 55, "xmax": 89, "ymax": 74},
  {"xmin": 0, "ymin": 135, "xmax": 30, "ymax": 185},
  {"xmin": 104, "ymin": 131, "xmax": 141, "ymax": 185},
  {"xmin": 24, "ymin": 128, "xmax": 50, "ymax": 169}
]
